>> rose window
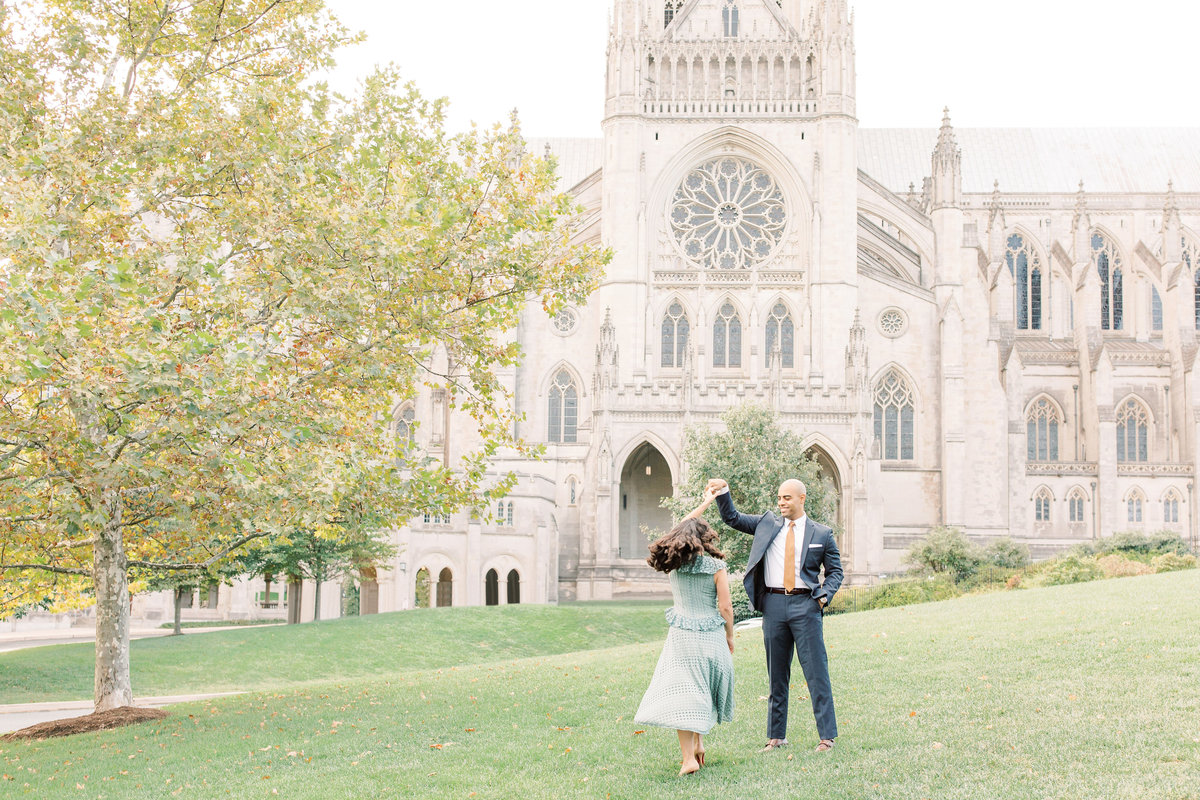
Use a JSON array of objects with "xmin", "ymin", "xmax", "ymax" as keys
[
  {"xmin": 878, "ymin": 308, "xmax": 907, "ymax": 338},
  {"xmin": 552, "ymin": 307, "xmax": 577, "ymax": 334},
  {"xmin": 669, "ymin": 157, "xmax": 786, "ymax": 270}
]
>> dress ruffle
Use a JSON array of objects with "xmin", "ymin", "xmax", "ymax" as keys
[{"xmin": 664, "ymin": 606, "xmax": 726, "ymax": 632}]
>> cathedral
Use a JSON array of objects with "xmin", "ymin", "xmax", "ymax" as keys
[{"xmin": 371, "ymin": 0, "xmax": 1200, "ymax": 613}]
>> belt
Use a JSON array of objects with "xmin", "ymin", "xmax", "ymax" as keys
[{"xmin": 765, "ymin": 586, "xmax": 810, "ymax": 595}]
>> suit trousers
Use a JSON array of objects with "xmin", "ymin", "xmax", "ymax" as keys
[{"xmin": 761, "ymin": 591, "xmax": 837, "ymax": 741}]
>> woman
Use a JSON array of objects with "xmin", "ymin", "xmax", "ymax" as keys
[{"xmin": 634, "ymin": 486, "xmax": 735, "ymax": 776}]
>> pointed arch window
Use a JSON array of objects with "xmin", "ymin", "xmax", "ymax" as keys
[
  {"xmin": 1116, "ymin": 398, "xmax": 1149, "ymax": 462},
  {"xmin": 436, "ymin": 568, "xmax": 453, "ymax": 607},
  {"xmin": 548, "ymin": 370, "xmax": 578, "ymax": 443},
  {"xmin": 713, "ymin": 302, "xmax": 742, "ymax": 368},
  {"xmin": 1127, "ymin": 490, "xmax": 1144, "ymax": 523},
  {"xmin": 568, "ymin": 477, "xmax": 577, "ymax": 506},
  {"xmin": 1163, "ymin": 490, "xmax": 1181, "ymax": 524},
  {"xmin": 1007, "ymin": 234, "xmax": 1043, "ymax": 330},
  {"xmin": 485, "ymin": 569, "xmax": 499, "ymax": 606},
  {"xmin": 395, "ymin": 405, "xmax": 416, "ymax": 449},
  {"xmin": 1152, "ymin": 287, "xmax": 1163, "ymax": 331},
  {"xmin": 873, "ymin": 369, "xmax": 915, "ymax": 461},
  {"xmin": 506, "ymin": 570, "xmax": 521, "ymax": 604},
  {"xmin": 1068, "ymin": 489, "xmax": 1086, "ymax": 523},
  {"xmin": 1025, "ymin": 397, "xmax": 1061, "ymax": 462},
  {"xmin": 722, "ymin": 0, "xmax": 739, "ymax": 37},
  {"xmin": 414, "ymin": 567, "xmax": 431, "ymax": 609},
  {"xmin": 1034, "ymin": 487, "xmax": 1053, "ymax": 522},
  {"xmin": 765, "ymin": 302, "xmax": 795, "ymax": 367},
  {"xmin": 664, "ymin": 0, "xmax": 682, "ymax": 27},
  {"xmin": 661, "ymin": 302, "xmax": 689, "ymax": 368},
  {"xmin": 1093, "ymin": 232, "xmax": 1123, "ymax": 330}
]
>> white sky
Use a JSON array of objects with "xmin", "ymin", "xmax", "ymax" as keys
[{"xmin": 322, "ymin": 0, "xmax": 1200, "ymax": 136}]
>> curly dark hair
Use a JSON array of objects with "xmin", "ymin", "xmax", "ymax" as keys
[{"xmin": 646, "ymin": 518, "xmax": 727, "ymax": 573}]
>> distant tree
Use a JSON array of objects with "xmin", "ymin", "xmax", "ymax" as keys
[
  {"xmin": 234, "ymin": 523, "xmax": 395, "ymax": 623},
  {"xmin": 906, "ymin": 526, "xmax": 983, "ymax": 581},
  {"xmin": 0, "ymin": 0, "xmax": 606, "ymax": 711},
  {"xmin": 664, "ymin": 405, "xmax": 838, "ymax": 572}
]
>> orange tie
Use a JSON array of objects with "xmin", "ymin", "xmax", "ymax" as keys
[{"xmin": 783, "ymin": 521, "xmax": 796, "ymax": 592}]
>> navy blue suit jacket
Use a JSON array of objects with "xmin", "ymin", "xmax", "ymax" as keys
[{"xmin": 716, "ymin": 492, "xmax": 843, "ymax": 613}]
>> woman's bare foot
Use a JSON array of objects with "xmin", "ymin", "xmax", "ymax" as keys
[{"xmin": 679, "ymin": 758, "xmax": 700, "ymax": 776}]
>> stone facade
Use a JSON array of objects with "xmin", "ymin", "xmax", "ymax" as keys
[
  {"xmin": 379, "ymin": 0, "xmax": 1200, "ymax": 611},
  {"xmin": 350, "ymin": 1, "xmax": 1200, "ymax": 614}
]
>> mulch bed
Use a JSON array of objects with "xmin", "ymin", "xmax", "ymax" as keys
[{"xmin": 1, "ymin": 706, "xmax": 168, "ymax": 741}]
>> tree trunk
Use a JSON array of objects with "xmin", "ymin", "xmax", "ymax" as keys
[
  {"xmin": 93, "ymin": 490, "xmax": 132, "ymax": 711},
  {"xmin": 312, "ymin": 577, "xmax": 322, "ymax": 621},
  {"xmin": 172, "ymin": 587, "xmax": 184, "ymax": 635},
  {"xmin": 287, "ymin": 577, "xmax": 302, "ymax": 624}
]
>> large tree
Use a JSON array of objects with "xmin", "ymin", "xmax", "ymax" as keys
[
  {"xmin": 663, "ymin": 405, "xmax": 839, "ymax": 572},
  {"xmin": 0, "ymin": 0, "xmax": 605, "ymax": 710}
]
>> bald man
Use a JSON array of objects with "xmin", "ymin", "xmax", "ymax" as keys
[{"xmin": 709, "ymin": 477, "xmax": 843, "ymax": 753}]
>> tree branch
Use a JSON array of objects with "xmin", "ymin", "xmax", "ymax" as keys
[
  {"xmin": 127, "ymin": 531, "xmax": 269, "ymax": 571},
  {"xmin": 0, "ymin": 563, "xmax": 91, "ymax": 577}
]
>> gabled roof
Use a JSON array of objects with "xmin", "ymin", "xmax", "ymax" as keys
[
  {"xmin": 527, "ymin": 128, "xmax": 1200, "ymax": 197},
  {"xmin": 857, "ymin": 128, "xmax": 1200, "ymax": 195},
  {"xmin": 523, "ymin": 138, "xmax": 604, "ymax": 192}
]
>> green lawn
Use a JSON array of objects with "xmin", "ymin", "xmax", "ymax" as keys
[
  {"xmin": 0, "ymin": 602, "xmax": 665, "ymax": 703},
  {"xmin": 3, "ymin": 572, "xmax": 1199, "ymax": 799}
]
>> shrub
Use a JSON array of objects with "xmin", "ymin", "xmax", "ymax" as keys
[
  {"xmin": 863, "ymin": 575, "xmax": 960, "ymax": 610},
  {"xmin": 1038, "ymin": 555, "xmax": 1103, "ymax": 586},
  {"xmin": 983, "ymin": 537, "xmax": 1030, "ymax": 569},
  {"xmin": 1096, "ymin": 554, "xmax": 1154, "ymax": 578},
  {"xmin": 906, "ymin": 526, "xmax": 983, "ymax": 581},
  {"xmin": 1151, "ymin": 553, "xmax": 1197, "ymax": 573},
  {"xmin": 1097, "ymin": 531, "xmax": 1191, "ymax": 558}
]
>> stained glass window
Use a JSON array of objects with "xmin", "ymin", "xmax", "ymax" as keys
[
  {"xmin": 713, "ymin": 302, "xmax": 742, "ymax": 367},
  {"xmin": 1034, "ymin": 488, "xmax": 1052, "ymax": 522},
  {"xmin": 1163, "ymin": 491, "xmax": 1180, "ymax": 523},
  {"xmin": 765, "ymin": 302, "xmax": 794, "ymax": 367},
  {"xmin": 1007, "ymin": 234, "xmax": 1043, "ymax": 330},
  {"xmin": 670, "ymin": 158, "xmax": 785, "ymax": 270},
  {"xmin": 873, "ymin": 369, "xmax": 915, "ymax": 460},
  {"xmin": 661, "ymin": 302, "xmax": 689, "ymax": 367},
  {"xmin": 1025, "ymin": 397, "xmax": 1061, "ymax": 462},
  {"xmin": 722, "ymin": 0, "xmax": 739, "ymax": 36},
  {"xmin": 1127, "ymin": 492, "xmax": 1144, "ymax": 523},
  {"xmin": 1115, "ymin": 398, "xmax": 1149, "ymax": 462},
  {"xmin": 1068, "ymin": 489, "xmax": 1086, "ymax": 523},
  {"xmin": 548, "ymin": 370, "xmax": 578, "ymax": 443},
  {"xmin": 1093, "ymin": 232, "xmax": 1123, "ymax": 330},
  {"xmin": 396, "ymin": 405, "xmax": 415, "ymax": 448}
]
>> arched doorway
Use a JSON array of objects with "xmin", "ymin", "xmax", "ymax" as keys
[
  {"xmin": 506, "ymin": 569, "xmax": 521, "ymax": 604},
  {"xmin": 414, "ymin": 567, "xmax": 431, "ymax": 608},
  {"xmin": 802, "ymin": 443, "xmax": 845, "ymax": 545},
  {"xmin": 485, "ymin": 569, "xmax": 499, "ymax": 606},
  {"xmin": 619, "ymin": 442, "xmax": 673, "ymax": 559},
  {"xmin": 436, "ymin": 568, "xmax": 453, "ymax": 607}
]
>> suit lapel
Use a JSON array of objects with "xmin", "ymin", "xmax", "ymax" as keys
[
  {"xmin": 801, "ymin": 518, "xmax": 817, "ymax": 564},
  {"xmin": 749, "ymin": 515, "xmax": 784, "ymax": 568}
]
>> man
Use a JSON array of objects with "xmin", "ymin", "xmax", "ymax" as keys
[{"xmin": 709, "ymin": 477, "xmax": 842, "ymax": 753}]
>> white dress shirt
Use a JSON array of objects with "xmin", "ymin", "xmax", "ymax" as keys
[{"xmin": 764, "ymin": 515, "xmax": 806, "ymax": 589}]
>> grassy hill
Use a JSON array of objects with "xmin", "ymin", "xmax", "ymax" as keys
[
  {"xmin": 0, "ymin": 601, "xmax": 666, "ymax": 703},
  {"xmin": 3, "ymin": 571, "xmax": 1199, "ymax": 799}
]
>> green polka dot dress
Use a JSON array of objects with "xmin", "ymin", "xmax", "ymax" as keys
[{"xmin": 634, "ymin": 555, "xmax": 735, "ymax": 734}]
